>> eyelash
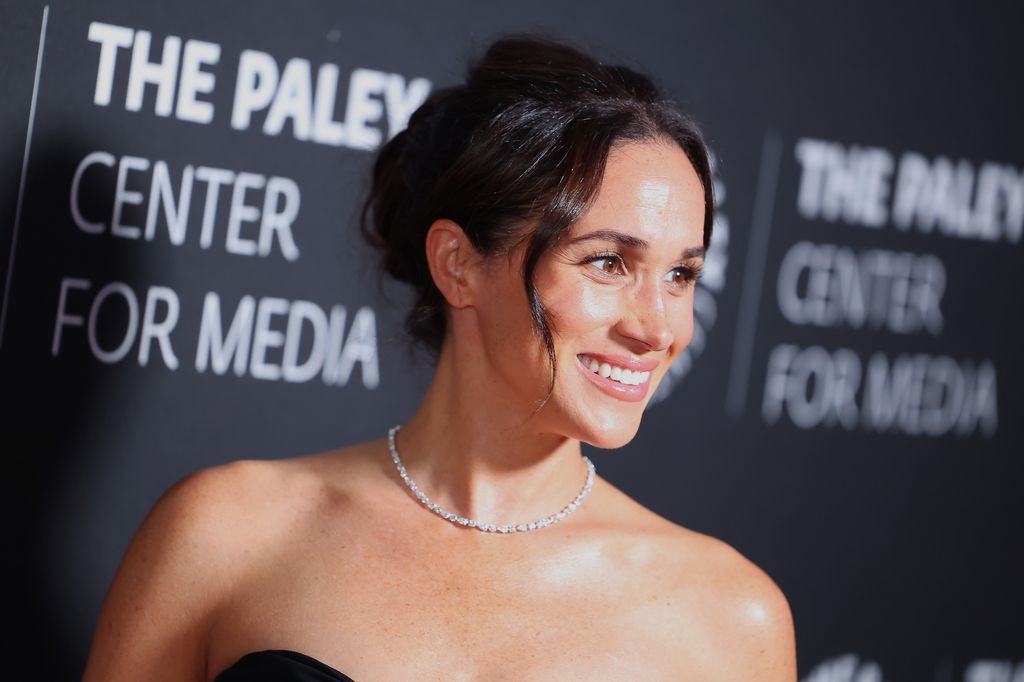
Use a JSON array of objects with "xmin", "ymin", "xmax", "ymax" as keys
[{"xmin": 583, "ymin": 251, "xmax": 703, "ymax": 289}]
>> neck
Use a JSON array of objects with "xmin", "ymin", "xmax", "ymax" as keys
[{"xmin": 392, "ymin": 336, "xmax": 588, "ymax": 526}]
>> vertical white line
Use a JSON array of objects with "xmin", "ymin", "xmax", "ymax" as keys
[
  {"xmin": 0, "ymin": 4, "xmax": 50, "ymax": 352},
  {"xmin": 725, "ymin": 130, "xmax": 783, "ymax": 417}
]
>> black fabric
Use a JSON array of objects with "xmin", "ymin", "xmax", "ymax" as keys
[{"xmin": 214, "ymin": 649, "xmax": 357, "ymax": 681}]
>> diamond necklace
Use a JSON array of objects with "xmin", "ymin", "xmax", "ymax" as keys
[{"xmin": 386, "ymin": 424, "xmax": 595, "ymax": 533}]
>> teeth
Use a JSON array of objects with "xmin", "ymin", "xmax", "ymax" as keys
[{"xmin": 578, "ymin": 355, "xmax": 651, "ymax": 386}]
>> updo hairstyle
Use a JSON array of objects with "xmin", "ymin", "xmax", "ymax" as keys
[{"xmin": 359, "ymin": 32, "xmax": 715, "ymax": 409}]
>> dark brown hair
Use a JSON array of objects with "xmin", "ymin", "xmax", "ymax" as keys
[{"xmin": 359, "ymin": 32, "xmax": 715, "ymax": 411}]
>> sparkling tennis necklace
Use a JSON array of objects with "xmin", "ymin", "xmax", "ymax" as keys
[{"xmin": 387, "ymin": 424, "xmax": 595, "ymax": 533}]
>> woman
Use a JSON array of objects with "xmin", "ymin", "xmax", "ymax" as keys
[{"xmin": 83, "ymin": 32, "xmax": 796, "ymax": 681}]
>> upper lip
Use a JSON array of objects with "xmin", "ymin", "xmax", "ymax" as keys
[{"xmin": 577, "ymin": 352, "xmax": 660, "ymax": 372}]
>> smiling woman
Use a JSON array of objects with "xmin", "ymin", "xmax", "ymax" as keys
[{"xmin": 82, "ymin": 31, "xmax": 797, "ymax": 682}]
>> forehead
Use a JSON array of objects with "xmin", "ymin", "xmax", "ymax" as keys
[{"xmin": 570, "ymin": 139, "xmax": 705, "ymax": 250}]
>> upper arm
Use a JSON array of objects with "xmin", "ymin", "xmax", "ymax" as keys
[
  {"xmin": 81, "ymin": 460, "xmax": 267, "ymax": 682},
  {"xmin": 731, "ymin": 569, "xmax": 797, "ymax": 680},
  {"xmin": 714, "ymin": 543, "xmax": 798, "ymax": 681}
]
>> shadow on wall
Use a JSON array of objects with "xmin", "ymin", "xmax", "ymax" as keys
[{"xmin": 4, "ymin": 131, "xmax": 143, "ymax": 680}]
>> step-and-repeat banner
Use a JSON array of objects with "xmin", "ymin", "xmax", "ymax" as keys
[{"xmin": 2, "ymin": 1, "xmax": 1021, "ymax": 679}]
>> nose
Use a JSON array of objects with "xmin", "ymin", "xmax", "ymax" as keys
[{"xmin": 616, "ymin": 275, "xmax": 675, "ymax": 352}]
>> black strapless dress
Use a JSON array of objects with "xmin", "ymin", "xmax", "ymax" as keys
[{"xmin": 214, "ymin": 649, "xmax": 357, "ymax": 681}]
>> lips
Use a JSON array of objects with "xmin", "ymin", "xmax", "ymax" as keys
[{"xmin": 575, "ymin": 353, "xmax": 655, "ymax": 402}]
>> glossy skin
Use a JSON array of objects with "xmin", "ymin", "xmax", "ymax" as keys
[
  {"xmin": 82, "ymin": 140, "xmax": 797, "ymax": 681},
  {"xmin": 510, "ymin": 140, "xmax": 705, "ymax": 448}
]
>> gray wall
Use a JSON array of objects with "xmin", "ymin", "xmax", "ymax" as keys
[{"xmin": 2, "ymin": 1, "xmax": 1021, "ymax": 679}]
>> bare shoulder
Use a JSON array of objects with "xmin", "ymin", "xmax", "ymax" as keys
[
  {"xmin": 154, "ymin": 442, "xmax": 381, "ymax": 558},
  {"xmin": 662, "ymin": 523, "xmax": 798, "ymax": 681},
  {"xmin": 595, "ymin": 481, "xmax": 796, "ymax": 680},
  {"xmin": 81, "ymin": 452, "xmax": 352, "ymax": 682}
]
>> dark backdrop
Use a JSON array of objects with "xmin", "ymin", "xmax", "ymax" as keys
[{"xmin": 2, "ymin": 1, "xmax": 1021, "ymax": 680}]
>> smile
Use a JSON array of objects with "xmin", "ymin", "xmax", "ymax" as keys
[
  {"xmin": 577, "ymin": 352, "xmax": 655, "ymax": 401},
  {"xmin": 577, "ymin": 354, "xmax": 651, "ymax": 385}
]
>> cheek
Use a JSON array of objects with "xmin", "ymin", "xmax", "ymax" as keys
[
  {"xmin": 545, "ymin": 280, "xmax": 621, "ymax": 338},
  {"xmin": 480, "ymin": 283, "xmax": 535, "ymax": 350}
]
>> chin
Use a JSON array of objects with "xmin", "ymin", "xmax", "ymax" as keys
[
  {"xmin": 577, "ymin": 413, "xmax": 643, "ymax": 450},
  {"xmin": 549, "ymin": 377, "xmax": 657, "ymax": 449}
]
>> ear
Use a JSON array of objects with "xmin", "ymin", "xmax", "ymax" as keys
[{"xmin": 424, "ymin": 218, "xmax": 482, "ymax": 308}]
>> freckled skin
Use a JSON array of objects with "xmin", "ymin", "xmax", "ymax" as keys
[
  {"xmin": 82, "ymin": 140, "xmax": 797, "ymax": 682},
  {"xmin": 473, "ymin": 139, "xmax": 706, "ymax": 448}
]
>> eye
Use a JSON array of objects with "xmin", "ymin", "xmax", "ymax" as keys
[
  {"xmin": 585, "ymin": 253, "xmax": 625, "ymax": 276},
  {"xmin": 665, "ymin": 263, "xmax": 703, "ymax": 289}
]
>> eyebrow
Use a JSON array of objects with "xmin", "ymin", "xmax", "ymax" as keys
[{"xmin": 565, "ymin": 229, "xmax": 705, "ymax": 259}]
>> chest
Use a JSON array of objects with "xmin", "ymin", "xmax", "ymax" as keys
[{"xmin": 207, "ymin": 524, "xmax": 721, "ymax": 680}]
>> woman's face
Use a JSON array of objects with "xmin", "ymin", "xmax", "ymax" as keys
[{"xmin": 474, "ymin": 139, "xmax": 707, "ymax": 449}]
